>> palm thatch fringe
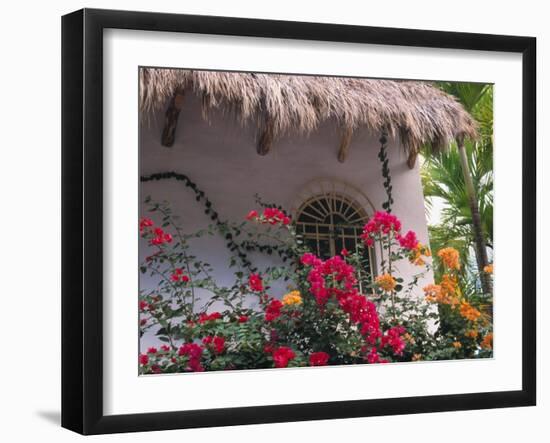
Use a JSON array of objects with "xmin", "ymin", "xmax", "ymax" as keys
[{"xmin": 140, "ymin": 68, "xmax": 478, "ymax": 156}]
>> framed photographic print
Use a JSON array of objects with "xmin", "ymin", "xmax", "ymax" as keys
[{"xmin": 61, "ymin": 8, "xmax": 536, "ymax": 435}]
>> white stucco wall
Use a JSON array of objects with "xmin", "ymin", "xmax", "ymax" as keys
[{"xmin": 139, "ymin": 92, "xmax": 434, "ymax": 325}]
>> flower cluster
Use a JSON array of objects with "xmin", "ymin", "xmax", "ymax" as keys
[
  {"xmin": 409, "ymin": 243, "xmax": 431, "ymax": 266},
  {"xmin": 301, "ymin": 252, "xmax": 385, "ymax": 348},
  {"xmin": 304, "ymin": 255, "xmax": 357, "ymax": 306},
  {"xmin": 375, "ymin": 273, "xmax": 397, "ymax": 292},
  {"xmin": 381, "ymin": 326, "xmax": 407, "ymax": 355},
  {"xmin": 437, "ymin": 247, "xmax": 461, "ymax": 270},
  {"xmin": 139, "ymin": 217, "xmax": 173, "ymax": 245},
  {"xmin": 171, "ymin": 268, "xmax": 190, "ymax": 283},
  {"xmin": 202, "ymin": 336, "xmax": 226, "ymax": 354},
  {"xmin": 198, "ymin": 312, "xmax": 222, "ymax": 323},
  {"xmin": 139, "ymin": 217, "xmax": 154, "ymax": 232},
  {"xmin": 459, "ymin": 301, "xmax": 481, "ymax": 322},
  {"xmin": 397, "ymin": 230, "xmax": 419, "ymax": 250},
  {"xmin": 246, "ymin": 208, "xmax": 291, "ymax": 226},
  {"xmin": 248, "ymin": 274, "xmax": 264, "ymax": 292},
  {"xmin": 309, "ymin": 352, "xmax": 330, "ymax": 366},
  {"xmin": 178, "ymin": 343, "xmax": 204, "ymax": 372},
  {"xmin": 282, "ymin": 290, "xmax": 302, "ymax": 306},
  {"xmin": 265, "ymin": 299, "xmax": 283, "ymax": 322},
  {"xmin": 271, "ymin": 346, "xmax": 296, "ymax": 368},
  {"xmin": 361, "ymin": 211, "xmax": 402, "ymax": 246}
]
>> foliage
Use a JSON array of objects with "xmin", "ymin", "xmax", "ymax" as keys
[
  {"xmin": 421, "ymin": 83, "xmax": 493, "ymax": 281},
  {"xmin": 138, "ymin": 201, "xmax": 493, "ymax": 374}
]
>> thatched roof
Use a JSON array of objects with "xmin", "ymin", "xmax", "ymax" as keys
[{"xmin": 139, "ymin": 68, "xmax": 477, "ymax": 161}]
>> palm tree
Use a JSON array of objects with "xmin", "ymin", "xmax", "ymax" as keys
[{"xmin": 422, "ymin": 83, "xmax": 493, "ymax": 293}]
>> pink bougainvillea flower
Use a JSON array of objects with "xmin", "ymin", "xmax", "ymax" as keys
[
  {"xmin": 139, "ymin": 354, "xmax": 149, "ymax": 365},
  {"xmin": 160, "ymin": 345, "xmax": 170, "ymax": 352},
  {"xmin": 309, "ymin": 352, "xmax": 330, "ymax": 366},
  {"xmin": 238, "ymin": 315, "xmax": 249, "ymax": 323},
  {"xmin": 147, "ymin": 347, "xmax": 157, "ymax": 354},
  {"xmin": 246, "ymin": 210, "xmax": 258, "ymax": 220},
  {"xmin": 381, "ymin": 325, "xmax": 407, "ymax": 355},
  {"xmin": 396, "ymin": 230, "xmax": 419, "ymax": 250},
  {"xmin": 139, "ymin": 300, "xmax": 149, "ymax": 311},
  {"xmin": 361, "ymin": 211, "xmax": 402, "ymax": 246}
]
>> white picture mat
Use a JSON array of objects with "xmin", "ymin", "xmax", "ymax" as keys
[{"xmin": 103, "ymin": 28, "xmax": 523, "ymax": 415}]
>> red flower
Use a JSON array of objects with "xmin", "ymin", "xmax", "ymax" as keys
[
  {"xmin": 198, "ymin": 312, "xmax": 222, "ymax": 323},
  {"xmin": 238, "ymin": 315, "xmax": 249, "ymax": 323},
  {"xmin": 160, "ymin": 345, "xmax": 170, "ymax": 352},
  {"xmin": 213, "ymin": 336, "xmax": 225, "ymax": 354},
  {"xmin": 305, "ymin": 255, "xmax": 358, "ymax": 306},
  {"xmin": 246, "ymin": 210, "xmax": 258, "ymax": 220},
  {"xmin": 247, "ymin": 207, "xmax": 291, "ymax": 226},
  {"xmin": 265, "ymin": 299, "xmax": 283, "ymax": 322},
  {"xmin": 147, "ymin": 347, "xmax": 157, "ymax": 354},
  {"xmin": 272, "ymin": 346, "xmax": 296, "ymax": 368},
  {"xmin": 178, "ymin": 343, "xmax": 204, "ymax": 372},
  {"xmin": 248, "ymin": 274, "xmax": 264, "ymax": 292},
  {"xmin": 140, "ymin": 318, "xmax": 147, "ymax": 326},
  {"xmin": 139, "ymin": 354, "xmax": 149, "ymax": 365},
  {"xmin": 139, "ymin": 300, "xmax": 149, "ymax": 311},
  {"xmin": 202, "ymin": 335, "xmax": 226, "ymax": 354},
  {"xmin": 151, "ymin": 364, "xmax": 162, "ymax": 374},
  {"xmin": 341, "ymin": 248, "xmax": 349, "ymax": 257},
  {"xmin": 171, "ymin": 268, "xmax": 190, "ymax": 282},
  {"xmin": 139, "ymin": 217, "xmax": 154, "ymax": 232},
  {"xmin": 309, "ymin": 352, "xmax": 330, "ymax": 366},
  {"xmin": 149, "ymin": 226, "xmax": 173, "ymax": 246}
]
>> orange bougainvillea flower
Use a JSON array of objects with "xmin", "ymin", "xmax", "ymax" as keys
[
  {"xmin": 437, "ymin": 247, "xmax": 461, "ymax": 270},
  {"xmin": 465, "ymin": 329, "xmax": 479, "ymax": 339},
  {"xmin": 483, "ymin": 264, "xmax": 494, "ymax": 274},
  {"xmin": 481, "ymin": 333, "xmax": 493, "ymax": 350},
  {"xmin": 423, "ymin": 279, "xmax": 459, "ymax": 306},
  {"xmin": 452, "ymin": 341, "xmax": 462, "ymax": 349},
  {"xmin": 409, "ymin": 243, "xmax": 431, "ymax": 266},
  {"xmin": 282, "ymin": 290, "xmax": 303, "ymax": 306},
  {"xmin": 375, "ymin": 273, "xmax": 397, "ymax": 292},
  {"xmin": 423, "ymin": 284, "xmax": 442, "ymax": 303},
  {"xmin": 459, "ymin": 301, "xmax": 481, "ymax": 322}
]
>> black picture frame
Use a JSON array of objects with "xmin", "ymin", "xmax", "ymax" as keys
[{"xmin": 61, "ymin": 8, "xmax": 537, "ymax": 435}]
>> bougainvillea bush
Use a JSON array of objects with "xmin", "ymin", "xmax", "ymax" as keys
[{"xmin": 138, "ymin": 200, "xmax": 493, "ymax": 374}]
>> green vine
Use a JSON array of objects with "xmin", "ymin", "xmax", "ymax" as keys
[
  {"xmin": 140, "ymin": 172, "xmax": 294, "ymax": 270},
  {"xmin": 378, "ymin": 131, "xmax": 393, "ymax": 212}
]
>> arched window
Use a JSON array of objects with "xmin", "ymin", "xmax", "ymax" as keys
[{"xmin": 295, "ymin": 193, "xmax": 376, "ymax": 284}]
